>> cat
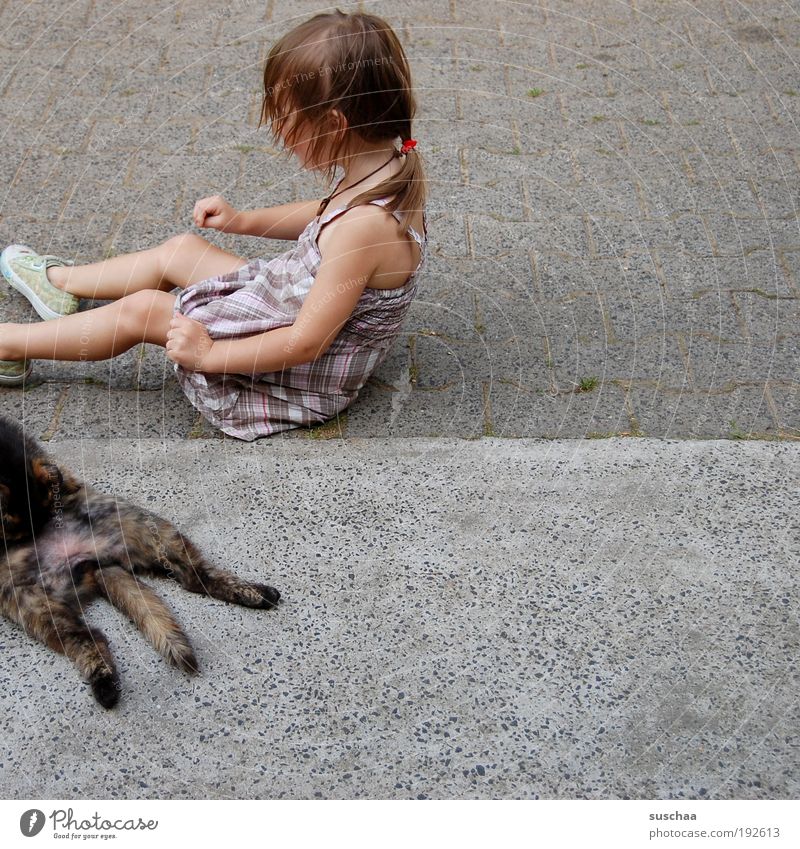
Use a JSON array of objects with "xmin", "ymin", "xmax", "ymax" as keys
[{"xmin": 0, "ymin": 414, "xmax": 280, "ymax": 709}]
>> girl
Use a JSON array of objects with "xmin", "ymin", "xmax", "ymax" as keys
[{"xmin": 0, "ymin": 9, "xmax": 428, "ymax": 441}]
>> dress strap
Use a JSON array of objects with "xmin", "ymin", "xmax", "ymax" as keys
[
  {"xmin": 314, "ymin": 197, "xmax": 427, "ymax": 262},
  {"xmin": 317, "ymin": 202, "xmax": 351, "ymax": 228},
  {"xmin": 365, "ymin": 197, "xmax": 427, "ymax": 246}
]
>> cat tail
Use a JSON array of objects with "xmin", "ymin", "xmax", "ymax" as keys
[{"xmin": 95, "ymin": 565, "xmax": 199, "ymax": 675}]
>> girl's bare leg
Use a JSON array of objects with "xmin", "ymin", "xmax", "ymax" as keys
[
  {"xmin": 0, "ymin": 290, "xmax": 176, "ymax": 361},
  {"xmin": 45, "ymin": 233, "xmax": 247, "ymax": 300}
]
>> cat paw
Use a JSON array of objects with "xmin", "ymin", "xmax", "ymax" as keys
[
  {"xmin": 91, "ymin": 674, "xmax": 120, "ymax": 709},
  {"xmin": 252, "ymin": 583, "xmax": 281, "ymax": 608},
  {"xmin": 172, "ymin": 644, "xmax": 200, "ymax": 676}
]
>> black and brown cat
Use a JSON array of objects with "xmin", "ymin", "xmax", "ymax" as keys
[{"xmin": 0, "ymin": 414, "xmax": 280, "ymax": 709}]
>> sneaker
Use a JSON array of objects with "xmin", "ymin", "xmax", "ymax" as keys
[
  {"xmin": 0, "ymin": 244, "xmax": 79, "ymax": 320},
  {"xmin": 0, "ymin": 357, "xmax": 32, "ymax": 387}
]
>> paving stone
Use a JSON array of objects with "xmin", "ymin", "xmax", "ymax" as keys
[
  {"xmin": 779, "ymin": 248, "xmax": 800, "ymax": 290},
  {"xmin": 639, "ymin": 177, "xmax": 761, "ymax": 218},
  {"xmin": 466, "ymin": 149, "xmax": 542, "ymax": 186},
  {"xmin": 513, "ymin": 114, "xmax": 590, "ymax": 156},
  {"xmin": 439, "ymin": 182, "xmax": 526, "ymax": 221},
  {"xmin": 0, "ymin": 381, "xmax": 67, "ymax": 437},
  {"xmin": 103, "ymin": 216, "xmax": 183, "ymax": 254},
  {"xmin": 702, "ymin": 213, "xmax": 800, "ymax": 256},
  {"xmin": 52, "ymin": 382, "xmax": 198, "ymax": 438},
  {"xmin": 3, "ymin": 155, "xmax": 81, "ymax": 221},
  {"xmin": 134, "ymin": 342, "xmax": 181, "ymax": 392},
  {"xmin": 546, "ymin": 334, "xmax": 691, "ymax": 390},
  {"xmin": 99, "ymin": 119, "xmax": 197, "ymax": 156},
  {"xmin": 636, "ymin": 115, "xmax": 737, "ymax": 156},
  {"xmin": 574, "ymin": 149, "xmax": 687, "ymax": 185},
  {"xmin": 450, "ymin": 58, "xmax": 510, "ymax": 100},
  {"xmin": 0, "ymin": 215, "xmax": 110, "ymax": 263},
  {"xmin": 685, "ymin": 151, "xmax": 796, "ymax": 183},
  {"xmin": 750, "ymin": 179, "xmax": 800, "ymax": 219},
  {"xmin": 627, "ymin": 384, "xmax": 778, "ymax": 439},
  {"xmin": 657, "ymin": 293, "xmax": 744, "ymax": 343},
  {"xmin": 29, "ymin": 349, "xmax": 137, "ymax": 393},
  {"xmin": 0, "ymin": 65, "xmax": 59, "ymax": 112},
  {"xmin": 471, "ymin": 216, "xmax": 588, "ymax": 257},
  {"xmin": 195, "ymin": 121, "xmax": 262, "ymax": 158},
  {"xmin": 406, "ymin": 292, "xmax": 482, "ymax": 345},
  {"xmin": 561, "ymin": 98, "xmax": 628, "ymax": 150},
  {"xmin": 409, "ymin": 335, "xmax": 483, "ymax": 391},
  {"xmin": 63, "ymin": 180, "xmax": 181, "ymax": 223},
  {"xmin": 685, "ymin": 338, "xmax": 800, "ymax": 389},
  {"xmin": 733, "ymin": 292, "xmax": 800, "ymax": 342},
  {"xmin": 587, "ymin": 215, "xmax": 701, "ymax": 257},
  {"xmin": 504, "ymin": 106, "xmax": 579, "ymax": 154},
  {"xmin": 7, "ymin": 150, "xmax": 81, "ymax": 193},
  {"xmin": 768, "ymin": 382, "xmax": 800, "ymax": 435},
  {"xmin": 527, "ymin": 178, "xmax": 642, "ymax": 218},
  {"xmin": 658, "ymin": 251, "xmax": 798, "ymax": 299},
  {"xmin": 428, "ymin": 213, "xmax": 468, "ymax": 258},
  {"xmin": 535, "ymin": 254, "xmax": 662, "ymax": 301},
  {"xmin": 348, "ymin": 377, "xmax": 488, "ymax": 438},
  {"xmin": 128, "ymin": 151, "xmax": 240, "ymax": 192},
  {"xmin": 527, "ymin": 295, "xmax": 607, "ymax": 349},
  {"xmin": 404, "ymin": 118, "xmax": 507, "ymax": 156},
  {"xmin": 489, "ymin": 379, "xmax": 632, "ymax": 438}
]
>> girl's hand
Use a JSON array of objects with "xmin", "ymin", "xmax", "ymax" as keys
[
  {"xmin": 193, "ymin": 195, "xmax": 238, "ymax": 231},
  {"xmin": 166, "ymin": 313, "xmax": 215, "ymax": 371}
]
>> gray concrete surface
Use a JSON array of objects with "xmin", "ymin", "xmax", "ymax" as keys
[
  {"xmin": 1, "ymin": 437, "xmax": 797, "ymax": 799},
  {"xmin": 0, "ymin": 0, "xmax": 798, "ymax": 801}
]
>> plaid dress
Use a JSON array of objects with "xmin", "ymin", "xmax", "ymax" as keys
[{"xmin": 172, "ymin": 197, "xmax": 428, "ymax": 441}]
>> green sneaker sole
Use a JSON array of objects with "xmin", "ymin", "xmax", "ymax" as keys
[{"xmin": 0, "ymin": 359, "xmax": 32, "ymax": 387}]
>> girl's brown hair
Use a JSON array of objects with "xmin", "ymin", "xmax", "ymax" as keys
[{"xmin": 259, "ymin": 8, "xmax": 426, "ymax": 233}]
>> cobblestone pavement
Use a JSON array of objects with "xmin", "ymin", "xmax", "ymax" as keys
[{"xmin": 1, "ymin": 0, "xmax": 798, "ymax": 440}]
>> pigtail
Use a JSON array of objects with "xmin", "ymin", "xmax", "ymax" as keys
[{"xmin": 342, "ymin": 127, "xmax": 426, "ymax": 235}]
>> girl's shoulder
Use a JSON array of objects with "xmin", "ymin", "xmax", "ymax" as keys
[
  {"xmin": 315, "ymin": 200, "xmax": 426, "ymax": 292},
  {"xmin": 317, "ymin": 196, "xmax": 425, "ymax": 246},
  {"xmin": 314, "ymin": 201, "xmax": 394, "ymax": 258}
]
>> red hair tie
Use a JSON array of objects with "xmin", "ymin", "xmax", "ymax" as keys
[{"xmin": 400, "ymin": 138, "xmax": 417, "ymax": 155}]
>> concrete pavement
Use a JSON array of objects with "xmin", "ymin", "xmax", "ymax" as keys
[{"xmin": 0, "ymin": 436, "xmax": 797, "ymax": 799}]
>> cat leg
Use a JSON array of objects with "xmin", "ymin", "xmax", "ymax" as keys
[
  {"xmin": 3, "ymin": 584, "xmax": 120, "ymax": 708},
  {"xmin": 124, "ymin": 514, "xmax": 281, "ymax": 609},
  {"xmin": 163, "ymin": 530, "xmax": 281, "ymax": 609},
  {"xmin": 94, "ymin": 565, "xmax": 199, "ymax": 675}
]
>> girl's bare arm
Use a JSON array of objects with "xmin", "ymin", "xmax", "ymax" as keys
[
  {"xmin": 229, "ymin": 199, "xmax": 321, "ymax": 240},
  {"xmin": 198, "ymin": 206, "xmax": 386, "ymax": 375}
]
